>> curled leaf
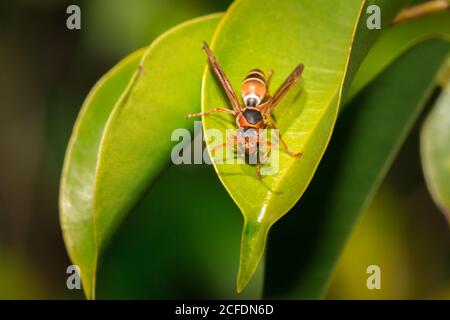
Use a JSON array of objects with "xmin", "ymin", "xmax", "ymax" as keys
[
  {"xmin": 60, "ymin": 50, "xmax": 143, "ymax": 299},
  {"xmin": 60, "ymin": 14, "xmax": 222, "ymax": 299}
]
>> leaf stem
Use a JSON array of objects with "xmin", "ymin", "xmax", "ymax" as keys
[{"xmin": 392, "ymin": 0, "xmax": 449, "ymax": 25}]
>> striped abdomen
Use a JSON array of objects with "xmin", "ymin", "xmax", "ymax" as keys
[{"xmin": 240, "ymin": 69, "xmax": 267, "ymax": 107}]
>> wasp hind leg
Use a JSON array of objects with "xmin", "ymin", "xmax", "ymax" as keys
[{"xmin": 266, "ymin": 120, "xmax": 302, "ymax": 158}]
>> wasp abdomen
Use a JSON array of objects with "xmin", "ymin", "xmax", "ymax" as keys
[{"xmin": 241, "ymin": 69, "xmax": 267, "ymax": 107}]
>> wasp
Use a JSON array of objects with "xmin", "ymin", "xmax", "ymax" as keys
[{"xmin": 187, "ymin": 41, "xmax": 304, "ymax": 178}]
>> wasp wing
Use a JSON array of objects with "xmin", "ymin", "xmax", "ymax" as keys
[
  {"xmin": 203, "ymin": 41, "xmax": 241, "ymax": 112},
  {"xmin": 264, "ymin": 64, "xmax": 304, "ymax": 116}
]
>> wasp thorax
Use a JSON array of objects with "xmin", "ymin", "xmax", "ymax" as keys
[{"xmin": 241, "ymin": 69, "xmax": 267, "ymax": 107}]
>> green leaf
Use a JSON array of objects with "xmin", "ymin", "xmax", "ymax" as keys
[
  {"xmin": 265, "ymin": 39, "xmax": 450, "ymax": 299},
  {"xmin": 201, "ymin": 0, "xmax": 406, "ymax": 292},
  {"xmin": 421, "ymin": 70, "xmax": 450, "ymax": 223},
  {"xmin": 60, "ymin": 13, "xmax": 222, "ymax": 299},
  {"xmin": 60, "ymin": 49, "xmax": 143, "ymax": 299},
  {"xmin": 97, "ymin": 165, "xmax": 264, "ymax": 299},
  {"xmin": 347, "ymin": 11, "xmax": 450, "ymax": 102}
]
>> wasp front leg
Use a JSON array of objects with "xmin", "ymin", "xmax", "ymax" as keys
[{"xmin": 185, "ymin": 107, "xmax": 235, "ymax": 119}]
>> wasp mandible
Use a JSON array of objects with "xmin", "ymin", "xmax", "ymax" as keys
[{"xmin": 186, "ymin": 41, "xmax": 304, "ymax": 178}]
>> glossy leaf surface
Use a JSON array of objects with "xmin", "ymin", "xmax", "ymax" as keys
[
  {"xmin": 60, "ymin": 50, "xmax": 143, "ymax": 299},
  {"xmin": 201, "ymin": 0, "xmax": 406, "ymax": 292}
]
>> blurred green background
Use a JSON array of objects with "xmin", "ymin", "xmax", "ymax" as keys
[{"xmin": 0, "ymin": 0, "xmax": 449, "ymax": 299}]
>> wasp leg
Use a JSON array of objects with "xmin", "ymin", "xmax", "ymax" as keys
[
  {"xmin": 267, "ymin": 69, "xmax": 273, "ymax": 88},
  {"xmin": 210, "ymin": 135, "xmax": 237, "ymax": 154},
  {"xmin": 265, "ymin": 69, "xmax": 274, "ymax": 101},
  {"xmin": 256, "ymin": 163, "xmax": 262, "ymax": 180},
  {"xmin": 266, "ymin": 120, "xmax": 302, "ymax": 158},
  {"xmin": 210, "ymin": 143, "xmax": 227, "ymax": 155},
  {"xmin": 185, "ymin": 107, "xmax": 235, "ymax": 119},
  {"xmin": 258, "ymin": 140, "xmax": 273, "ymax": 163},
  {"xmin": 254, "ymin": 140, "xmax": 273, "ymax": 180},
  {"xmin": 210, "ymin": 134, "xmax": 238, "ymax": 163}
]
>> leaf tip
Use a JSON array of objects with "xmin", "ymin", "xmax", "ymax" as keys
[{"xmin": 236, "ymin": 219, "xmax": 271, "ymax": 294}]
